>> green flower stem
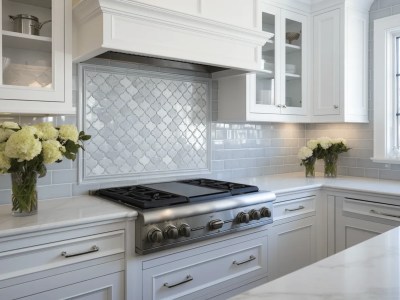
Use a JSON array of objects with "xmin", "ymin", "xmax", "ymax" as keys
[
  {"xmin": 303, "ymin": 156, "xmax": 316, "ymax": 178},
  {"xmin": 324, "ymin": 153, "xmax": 338, "ymax": 178},
  {"xmin": 11, "ymin": 164, "xmax": 38, "ymax": 216}
]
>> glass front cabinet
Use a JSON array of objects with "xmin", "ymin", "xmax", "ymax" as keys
[
  {"xmin": 249, "ymin": 4, "xmax": 308, "ymax": 118},
  {"xmin": 0, "ymin": 0, "xmax": 74, "ymax": 114}
]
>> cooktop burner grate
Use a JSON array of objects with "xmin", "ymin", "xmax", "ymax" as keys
[
  {"xmin": 96, "ymin": 185, "xmax": 188, "ymax": 209},
  {"xmin": 178, "ymin": 178, "xmax": 259, "ymax": 195}
]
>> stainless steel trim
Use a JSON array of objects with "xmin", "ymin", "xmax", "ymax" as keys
[
  {"xmin": 142, "ymin": 191, "xmax": 276, "ymax": 225},
  {"xmin": 285, "ymin": 205, "xmax": 305, "ymax": 212},
  {"xmin": 61, "ymin": 245, "xmax": 99, "ymax": 258},
  {"xmin": 370, "ymin": 209, "xmax": 400, "ymax": 219},
  {"xmin": 164, "ymin": 275, "xmax": 193, "ymax": 288},
  {"xmin": 233, "ymin": 255, "xmax": 256, "ymax": 266}
]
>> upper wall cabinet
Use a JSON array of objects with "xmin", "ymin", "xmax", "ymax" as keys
[
  {"xmin": 312, "ymin": 1, "xmax": 372, "ymax": 123},
  {"xmin": 72, "ymin": 0, "xmax": 272, "ymax": 70},
  {"xmin": 215, "ymin": 3, "xmax": 309, "ymax": 123},
  {"xmin": 0, "ymin": 0, "xmax": 74, "ymax": 115}
]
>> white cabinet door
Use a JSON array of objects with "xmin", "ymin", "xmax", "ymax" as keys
[
  {"xmin": 269, "ymin": 216, "xmax": 317, "ymax": 280},
  {"xmin": 335, "ymin": 196, "xmax": 400, "ymax": 252},
  {"xmin": 19, "ymin": 272, "xmax": 124, "ymax": 300},
  {"xmin": 313, "ymin": 9, "xmax": 341, "ymax": 116},
  {"xmin": 312, "ymin": 5, "xmax": 369, "ymax": 123},
  {"xmin": 0, "ymin": 0, "xmax": 74, "ymax": 114}
]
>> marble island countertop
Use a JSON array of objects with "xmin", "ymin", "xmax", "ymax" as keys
[
  {"xmin": 0, "ymin": 196, "xmax": 137, "ymax": 238},
  {"xmin": 231, "ymin": 226, "xmax": 400, "ymax": 300}
]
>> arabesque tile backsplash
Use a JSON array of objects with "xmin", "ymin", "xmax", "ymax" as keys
[{"xmin": 1, "ymin": 0, "xmax": 400, "ymax": 204}]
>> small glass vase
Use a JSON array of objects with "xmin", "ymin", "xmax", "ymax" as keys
[
  {"xmin": 11, "ymin": 171, "xmax": 38, "ymax": 216},
  {"xmin": 324, "ymin": 153, "xmax": 338, "ymax": 178},
  {"xmin": 304, "ymin": 157, "xmax": 316, "ymax": 178}
]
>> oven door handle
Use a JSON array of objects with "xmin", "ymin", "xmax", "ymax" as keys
[
  {"xmin": 233, "ymin": 255, "xmax": 256, "ymax": 266},
  {"xmin": 164, "ymin": 275, "xmax": 193, "ymax": 288}
]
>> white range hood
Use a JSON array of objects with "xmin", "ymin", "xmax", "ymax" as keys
[{"xmin": 72, "ymin": 0, "xmax": 273, "ymax": 70}]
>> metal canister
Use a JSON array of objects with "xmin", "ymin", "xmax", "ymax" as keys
[{"xmin": 9, "ymin": 14, "xmax": 51, "ymax": 36}]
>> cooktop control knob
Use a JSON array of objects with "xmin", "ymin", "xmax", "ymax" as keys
[
  {"xmin": 179, "ymin": 224, "xmax": 191, "ymax": 237},
  {"xmin": 236, "ymin": 212, "xmax": 250, "ymax": 224},
  {"xmin": 164, "ymin": 225, "xmax": 179, "ymax": 239},
  {"xmin": 209, "ymin": 219, "xmax": 224, "ymax": 230},
  {"xmin": 249, "ymin": 209, "xmax": 261, "ymax": 220},
  {"xmin": 147, "ymin": 228, "xmax": 164, "ymax": 243},
  {"xmin": 260, "ymin": 207, "xmax": 272, "ymax": 218}
]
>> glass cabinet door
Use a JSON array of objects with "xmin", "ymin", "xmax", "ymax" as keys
[
  {"xmin": 281, "ymin": 11, "xmax": 307, "ymax": 115},
  {"xmin": 250, "ymin": 6, "xmax": 281, "ymax": 114},
  {"xmin": 0, "ymin": 0, "xmax": 66, "ymax": 103}
]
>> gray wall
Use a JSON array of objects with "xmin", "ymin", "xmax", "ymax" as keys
[{"xmin": 0, "ymin": 0, "xmax": 399, "ymax": 204}]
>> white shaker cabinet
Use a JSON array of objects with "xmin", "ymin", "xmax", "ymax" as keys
[
  {"xmin": 215, "ymin": 4, "xmax": 309, "ymax": 123},
  {"xmin": 335, "ymin": 195, "xmax": 400, "ymax": 252},
  {"xmin": 268, "ymin": 193, "xmax": 319, "ymax": 280},
  {"xmin": 0, "ymin": 0, "xmax": 74, "ymax": 115},
  {"xmin": 312, "ymin": 3, "xmax": 370, "ymax": 123},
  {"xmin": 0, "ymin": 222, "xmax": 126, "ymax": 300}
]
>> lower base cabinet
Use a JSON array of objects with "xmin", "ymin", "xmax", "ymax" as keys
[
  {"xmin": 269, "ymin": 193, "xmax": 318, "ymax": 280},
  {"xmin": 0, "ymin": 223, "xmax": 126, "ymax": 300},
  {"xmin": 19, "ymin": 272, "xmax": 124, "ymax": 300},
  {"xmin": 335, "ymin": 196, "xmax": 400, "ymax": 252}
]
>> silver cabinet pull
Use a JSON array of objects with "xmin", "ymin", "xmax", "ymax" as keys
[
  {"xmin": 333, "ymin": 105, "xmax": 339, "ymax": 109},
  {"xmin": 285, "ymin": 205, "xmax": 305, "ymax": 212},
  {"xmin": 370, "ymin": 209, "xmax": 400, "ymax": 219},
  {"xmin": 164, "ymin": 275, "xmax": 193, "ymax": 288},
  {"xmin": 61, "ymin": 245, "xmax": 99, "ymax": 258},
  {"xmin": 282, "ymin": 104, "xmax": 287, "ymax": 108},
  {"xmin": 233, "ymin": 255, "xmax": 256, "ymax": 266},
  {"xmin": 276, "ymin": 104, "xmax": 281, "ymax": 108}
]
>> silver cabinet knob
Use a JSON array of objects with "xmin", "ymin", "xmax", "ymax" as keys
[
  {"xmin": 333, "ymin": 105, "xmax": 339, "ymax": 109},
  {"xmin": 282, "ymin": 104, "xmax": 287, "ymax": 108},
  {"xmin": 276, "ymin": 104, "xmax": 281, "ymax": 108}
]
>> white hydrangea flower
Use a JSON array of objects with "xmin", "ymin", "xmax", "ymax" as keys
[
  {"xmin": 42, "ymin": 140, "xmax": 63, "ymax": 164},
  {"xmin": 332, "ymin": 138, "xmax": 347, "ymax": 145},
  {"xmin": 59, "ymin": 125, "xmax": 79, "ymax": 142},
  {"xmin": 34, "ymin": 122, "xmax": 58, "ymax": 140},
  {"xmin": 306, "ymin": 139, "xmax": 319, "ymax": 150},
  {"xmin": 298, "ymin": 146, "xmax": 313, "ymax": 160},
  {"xmin": 0, "ymin": 151, "xmax": 10, "ymax": 173},
  {"xmin": 0, "ymin": 142, "xmax": 5, "ymax": 151},
  {"xmin": 1, "ymin": 121, "xmax": 19, "ymax": 130},
  {"xmin": 318, "ymin": 136, "xmax": 332, "ymax": 149},
  {"xmin": 5, "ymin": 127, "xmax": 42, "ymax": 162}
]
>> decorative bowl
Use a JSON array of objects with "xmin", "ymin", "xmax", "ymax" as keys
[{"xmin": 286, "ymin": 32, "xmax": 300, "ymax": 44}]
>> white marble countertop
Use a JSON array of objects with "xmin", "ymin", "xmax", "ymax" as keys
[
  {"xmin": 231, "ymin": 225, "xmax": 400, "ymax": 300},
  {"xmin": 0, "ymin": 196, "xmax": 137, "ymax": 238},
  {"xmin": 236, "ymin": 172, "xmax": 400, "ymax": 197}
]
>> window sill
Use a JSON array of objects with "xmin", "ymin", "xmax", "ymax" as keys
[{"xmin": 371, "ymin": 157, "xmax": 400, "ymax": 165}]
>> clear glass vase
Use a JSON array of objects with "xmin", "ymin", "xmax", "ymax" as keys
[
  {"xmin": 324, "ymin": 153, "xmax": 338, "ymax": 178},
  {"xmin": 11, "ymin": 171, "xmax": 38, "ymax": 216},
  {"xmin": 304, "ymin": 156, "xmax": 316, "ymax": 178}
]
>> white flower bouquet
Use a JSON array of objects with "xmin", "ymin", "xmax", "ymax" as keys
[
  {"xmin": 0, "ymin": 122, "xmax": 90, "ymax": 216},
  {"xmin": 298, "ymin": 137, "xmax": 350, "ymax": 178},
  {"xmin": 297, "ymin": 146, "xmax": 317, "ymax": 177}
]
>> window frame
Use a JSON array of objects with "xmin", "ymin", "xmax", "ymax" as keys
[{"xmin": 373, "ymin": 14, "xmax": 400, "ymax": 164}]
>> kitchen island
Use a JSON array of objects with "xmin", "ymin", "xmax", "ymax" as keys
[{"xmin": 231, "ymin": 225, "xmax": 400, "ymax": 300}]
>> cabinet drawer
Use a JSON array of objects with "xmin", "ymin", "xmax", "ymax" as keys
[
  {"xmin": 0, "ymin": 230, "xmax": 124, "ymax": 281},
  {"xmin": 143, "ymin": 235, "xmax": 267, "ymax": 300},
  {"xmin": 342, "ymin": 198, "xmax": 400, "ymax": 223},
  {"xmin": 274, "ymin": 196, "xmax": 315, "ymax": 221}
]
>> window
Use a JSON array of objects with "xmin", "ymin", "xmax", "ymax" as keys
[{"xmin": 373, "ymin": 14, "xmax": 400, "ymax": 163}]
